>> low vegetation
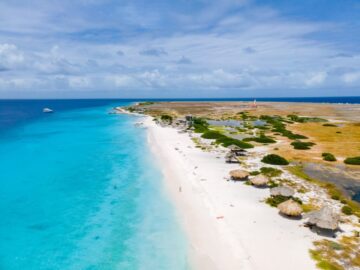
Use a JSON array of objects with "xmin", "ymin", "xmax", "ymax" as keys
[
  {"xmin": 260, "ymin": 167, "xmax": 283, "ymax": 177},
  {"xmin": 291, "ymin": 141, "xmax": 316, "ymax": 150},
  {"xmin": 287, "ymin": 114, "xmax": 327, "ymax": 123},
  {"xmin": 344, "ymin": 156, "xmax": 360, "ymax": 165},
  {"xmin": 193, "ymin": 117, "xmax": 254, "ymax": 149},
  {"xmin": 266, "ymin": 195, "xmax": 302, "ymax": 207},
  {"xmin": 138, "ymin": 101, "xmax": 154, "ymax": 106},
  {"xmin": 201, "ymin": 130, "xmax": 254, "ymax": 148},
  {"xmin": 341, "ymin": 205, "xmax": 353, "ymax": 215},
  {"xmin": 310, "ymin": 235, "xmax": 360, "ymax": 270},
  {"xmin": 261, "ymin": 154, "xmax": 289, "ymax": 165},
  {"xmin": 322, "ymin": 153, "xmax": 336, "ymax": 162},
  {"xmin": 266, "ymin": 195, "xmax": 289, "ymax": 207},
  {"xmin": 243, "ymin": 134, "xmax": 276, "ymax": 144},
  {"xmin": 260, "ymin": 115, "xmax": 308, "ymax": 140},
  {"xmin": 160, "ymin": 114, "xmax": 173, "ymax": 123}
]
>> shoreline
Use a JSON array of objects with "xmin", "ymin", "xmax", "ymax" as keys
[{"xmin": 144, "ymin": 116, "xmax": 321, "ymax": 270}]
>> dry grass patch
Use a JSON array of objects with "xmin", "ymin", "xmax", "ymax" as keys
[{"xmin": 289, "ymin": 122, "xmax": 360, "ymax": 160}]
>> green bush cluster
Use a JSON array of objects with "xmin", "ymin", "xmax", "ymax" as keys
[
  {"xmin": 322, "ymin": 153, "xmax": 337, "ymax": 162},
  {"xmin": 260, "ymin": 115, "xmax": 308, "ymax": 140},
  {"xmin": 243, "ymin": 134, "xmax": 276, "ymax": 144},
  {"xmin": 160, "ymin": 114, "xmax": 173, "ymax": 123},
  {"xmin": 266, "ymin": 195, "xmax": 302, "ymax": 207},
  {"xmin": 260, "ymin": 167, "xmax": 283, "ymax": 177},
  {"xmin": 344, "ymin": 156, "xmax": 360, "ymax": 165},
  {"xmin": 291, "ymin": 141, "xmax": 315, "ymax": 150},
  {"xmin": 201, "ymin": 131, "xmax": 223, "ymax": 139},
  {"xmin": 192, "ymin": 117, "xmax": 209, "ymax": 133},
  {"xmin": 126, "ymin": 107, "xmax": 135, "ymax": 112},
  {"xmin": 266, "ymin": 195, "xmax": 289, "ymax": 207},
  {"xmin": 261, "ymin": 154, "xmax": 289, "ymax": 165},
  {"xmin": 194, "ymin": 118, "xmax": 254, "ymax": 149},
  {"xmin": 341, "ymin": 205, "xmax": 353, "ymax": 215},
  {"xmin": 138, "ymin": 101, "xmax": 154, "ymax": 106},
  {"xmin": 237, "ymin": 111, "xmax": 249, "ymax": 120},
  {"xmin": 287, "ymin": 114, "xmax": 327, "ymax": 123}
]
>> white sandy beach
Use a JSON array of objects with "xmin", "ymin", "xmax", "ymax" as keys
[{"xmin": 144, "ymin": 116, "xmax": 322, "ymax": 270}]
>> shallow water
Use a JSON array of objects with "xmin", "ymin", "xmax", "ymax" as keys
[
  {"xmin": 0, "ymin": 103, "xmax": 189, "ymax": 269},
  {"xmin": 303, "ymin": 163, "xmax": 360, "ymax": 203},
  {"xmin": 207, "ymin": 119, "xmax": 266, "ymax": 127}
]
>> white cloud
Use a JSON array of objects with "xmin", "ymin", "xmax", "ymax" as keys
[
  {"xmin": 343, "ymin": 71, "xmax": 360, "ymax": 84},
  {"xmin": 305, "ymin": 72, "xmax": 327, "ymax": 86},
  {"xmin": 0, "ymin": 1, "xmax": 359, "ymax": 97},
  {"xmin": 0, "ymin": 44, "xmax": 24, "ymax": 69}
]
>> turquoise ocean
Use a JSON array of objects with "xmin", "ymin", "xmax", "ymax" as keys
[{"xmin": 0, "ymin": 101, "xmax": 189, "ymax": 269}]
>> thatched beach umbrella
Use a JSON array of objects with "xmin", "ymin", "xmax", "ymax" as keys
[
  {"xmin": 270, "ymin": 186, "xmax": 295, "ymax": 197},
  {"xmin": 304, "ymin": 206, "xmax": 339, "ymax": 230},
  {"xmin": 227, "ymin": 144, "xmax": 246, "ymax": 156},
  {"xmin": 228, "ymin": 144, "xmax": 242, "ymax": 151},
  {"xmin": 278, "ymin": 199, "xmax": 303, "ymax": 217},
  {"xmin": 225, "ymin": 152, "xmax": 239, "ymax": 163},
  {"xmin": 250, "ymin": 174, "xmax": 269, "ymax": 186},
  {"xmin": 229, "ymin": 169, "xmax": 249, "ymax": 180}
]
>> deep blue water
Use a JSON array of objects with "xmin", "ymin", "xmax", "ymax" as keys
[{"xmin": 0, "ymin": 100, "xmax": 189, "ymax": 269}]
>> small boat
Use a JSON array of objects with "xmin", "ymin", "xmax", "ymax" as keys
[{"xmin": 43, "ymin": 108, "xmax": 54, "ymax": 113}]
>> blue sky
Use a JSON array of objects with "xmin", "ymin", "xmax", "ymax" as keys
[{"xmin": 0, "ymin": 0, "xmax": 359, "ymax": 98}]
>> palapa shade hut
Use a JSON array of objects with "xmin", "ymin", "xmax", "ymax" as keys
[
  {"xmin": 270, "ymin": 186, "xmax": 295, "ymax": 197},
  {"xmin": 229, "ymin": 169, "xmax": 249, "ymax": 181},
  {"xmin": 250, "ymin": 174, "xmax": 269, "ymax": 186},
  {"xmin": 277, "ymin": 199, "xmax": 303, "ymax": 217},
  {"xmin": 225, "ymin": 152, "xmax": 239, "ymax": 163},
  {"xmin": 227, "ymin": 144, "xmax": 246, "ymax": 156},
  {"xmin": 304, "ymin": 206, "xmax": 339, "ymax": 230}
]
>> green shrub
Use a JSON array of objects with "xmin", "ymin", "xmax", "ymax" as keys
[
  {"xmin": 267, "ymin": 180, "xmax": 279, "ymax": 188},
  {"xmin": 266, "ymin": 195, "xmax": 289, "ymax": 207},
  {"xmin": 219, "ymin": 137, "xmax": 254, "ymax": 148},
  {"xmin": 323, "ymin": 123, "xmax": 337, "ymax": 127},
  {"xmin": 200, "ymin": 129, "xmax": 254, "ymax": 149},
  {"xmin": 344, "ymin": 156, "xmax": 360, "ymax": 165},
  {"xmin": 260, "ymin": 167, "xmax": 283, "ymax": 177},
  {"xmin": 194, "ymin": 124, "xmax": 208, "ymax": 133},
  {"xmin": 250, "ymin": 171, "xmax": 260, "ymax": 176},
  {"xmin": 126, "ymin": 107, "xmax": 135, "ymax": 112},
  {"xmin": 341, "ymin": 205, "xmax": 353, "ymax": 215},
  {"xmin": 261, "ymin": 115, "xmax": 308, "ymax": 140},
  {"xmin": 243, "ymin": 135, "xmax": 276, "ymax": 144},
  {"xmin": 266, "ymin": 195, "xmax": 301, "ymax": 207},
  {"xmin": 292, "ymin": 197, "xmax": 303, "ymax": 205},
  {"xmin": 138, "ymin": 101, "xmax": 154, "ymax": 106},
  {"xmin": 331, "ymin": 195, "xmax": 340, "ymax": 200},
  {"xmin": 261, "ymin": 154, "xmax": 289, "ymax": 165},
  {"xmin": 193, "ymin": 117, "xmax": 209, "ymax": 126},
  {"xmin": 288, "ymin": 115, "xmax": 327, "ymax": 123},
  {"xmin": 291, "ymin": 141, "xmax": 315, "ymax": 150},
  {"xmin": 192, "ymin": 118, "xmax": 209, "ymax": 133},
  {"xmin": 201, "ymin": 131, "xmax": 223, "ymax": 139},
  {"xmin": 322, "ymin": 153, "xmax": 337, "ymax": 162},
  {"xmin": 160, "ymin": 114, "xmax": 173, "ymax": 123}
]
